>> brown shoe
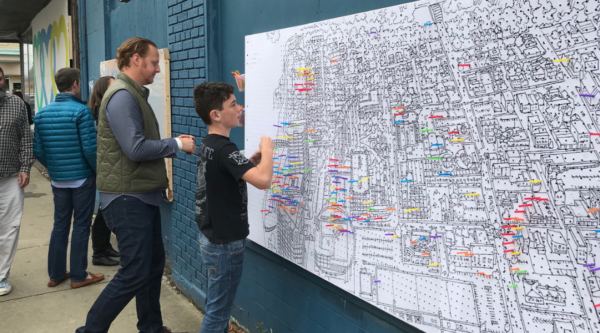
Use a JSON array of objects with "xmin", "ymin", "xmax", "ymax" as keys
[
  {"xmin": 70, "ymin": 272, "xmax": 105, "ymax": 289},
  {"xmin": 162, "ymin": 327, "xmax": 190, "ymax": 333},
  {"xmin": 47, "ymin": 272, "xmax": 70, "ymax": 287}
]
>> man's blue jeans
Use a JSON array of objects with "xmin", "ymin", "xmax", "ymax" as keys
[
  {"xmin": 49, "ymin": 177, "xmax": 96, "ymax": 283},
  {"xmin": 76, "ymin": 196, "xmax": 165, "ymax": 333},
  {"xmin": 198, "ymin": 232, "xmax": 246, "ymax": 333}
]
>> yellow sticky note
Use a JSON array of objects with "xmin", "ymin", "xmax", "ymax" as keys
[
  {"xmin": 465, "ymin": 193, "xmax": 480, "ymax": 196},
  {"xmin": 451, "ymin": 138, "xmax": 465, "ymax": 142},
  {"xmin": 297, "ymin": 67, "xmax": 310, "ymax": 71},
  {"xmin": 529, "ymin": 180, "xmax": 541, "ymax": 183},
  {"xmin": 511, "ymin": 251, "xmax": 521, "ymax": 256},
  {"xmin": 358, "ymin": 177, "xmax": 370, "ymax": 183},
  {"xmin": 363, "ymin": 201, "xmax": 372, "ymax": 204},
  {"xmin": 428, "ymin": 263, "xmax": 439, "ymax": 267},
  {"xmin": 307, "ymin": 78, "xmax": 314, "ymax": 81},
  {"xmin": 391, "ymin": 235, "xmax": 399, "ymax": 238},
  {"xmin": 553, "ymin": 58, "xmax": 569, "ymax": 62},
  {"xmin": 290, "ymin": 162, "xmax": 301, "ymax": 165}
]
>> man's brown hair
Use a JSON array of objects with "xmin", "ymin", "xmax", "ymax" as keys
[
  {"xmin": 55, "ymin": 68, "xmax": 81, "ymax": 93},
  {"xmin": 116, "ymin": 37, "xmax": 157, "ymax": 70}
]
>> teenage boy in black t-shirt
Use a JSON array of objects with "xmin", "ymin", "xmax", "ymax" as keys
[{"xmin": 193, "ymin": 82, "xmax": 273, "ymax": 333}]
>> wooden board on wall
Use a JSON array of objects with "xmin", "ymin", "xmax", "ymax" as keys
[{"xmin": 100, "ymin": 48, "xmax": 174, "ymax": 201}]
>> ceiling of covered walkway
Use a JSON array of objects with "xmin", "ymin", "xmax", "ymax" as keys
[{"xmin": 0, "ymin": 0, "xmax": 52, "ymax": 42}]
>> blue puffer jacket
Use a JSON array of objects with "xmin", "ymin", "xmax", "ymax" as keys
[{"xmin": 33, "ymin": 93, "xmax": 97, "ymax": 181}]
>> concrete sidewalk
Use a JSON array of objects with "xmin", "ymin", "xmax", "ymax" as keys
[{"xmin": 0, "ymin": 168, "xmax": 203, "ymax": 333}]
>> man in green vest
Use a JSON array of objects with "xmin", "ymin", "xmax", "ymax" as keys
[{"xmin": 77, "ymin": 37, "xmax": 194, "ymax": 333}]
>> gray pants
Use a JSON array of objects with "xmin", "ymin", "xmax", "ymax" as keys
[{"xmin": 0, "ymin": 176, "xmax": 24, "ymax": 280}]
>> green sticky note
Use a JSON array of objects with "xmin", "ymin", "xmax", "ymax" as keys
[
  {"xmin": 429, "ymin": 157, "xmax": 443, "ymax": 160},
  {"xmin": 509, "ymin": 284, "xmax": 517, "ymax": 288},
  {"xmin": 366, "ymin": 207, "xmax": 376, "ymax": 211},
  {"xmin": 419, "ymin": 129, "xmax": 433, "ymax": 132},
  {"xmin": 305, "ymin": 139, "xmax": 316, "ymax": 142},
  {"xmin": 302, "ymin": 169, "xmax": 312, "ymax": 172}
]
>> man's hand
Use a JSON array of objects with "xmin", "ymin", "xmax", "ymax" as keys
[
  {"xmin": 18, "ymin": 173, "xmax": 30, "ymax": 189},
  {"xmin": 249, "ymin": 149, "xmax": 262, "ymax": 165},
  {"xmin": 178, "ymin": 135, "xmax": 197, "ymax": 155},
  {"xmin": 259, "ymin": 135, "xmax": 274, "ymax": 153}
]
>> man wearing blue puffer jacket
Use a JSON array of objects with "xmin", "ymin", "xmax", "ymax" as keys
[{"xmin": 33, "ymin": 68, "xmax": 104, "ymax": 289}]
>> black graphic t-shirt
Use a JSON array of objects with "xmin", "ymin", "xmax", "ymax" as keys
[{"xmin": 195, "ymin": 134, "xmax": 255, "ymax": 244}]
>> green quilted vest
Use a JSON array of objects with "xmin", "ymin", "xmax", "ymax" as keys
[{"xmin": 96, "ymin": 73, "xmax": 168, "ymax": 193}]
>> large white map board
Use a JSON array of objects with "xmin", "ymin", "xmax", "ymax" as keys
[
  {"xmin": 245, "ymin": 0, "xmax": 600, "ymax": 332},
  {"xmin": 100, "ymin": 48, "xmax": 173, "ymax": 200}
]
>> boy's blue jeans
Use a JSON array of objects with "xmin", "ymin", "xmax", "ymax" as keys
[{"xmin": 198, "ymin": 232, "xmax": 246, "ymax": 333}]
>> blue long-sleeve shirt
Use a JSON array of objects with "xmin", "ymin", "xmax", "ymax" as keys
[{"xmin": 99, "ymin": 90, "xmax": 178, "ymax": 209}]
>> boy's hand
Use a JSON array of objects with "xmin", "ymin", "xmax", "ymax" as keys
[
  {"xmin": 249, "ymin": 149, "xmax": 262, "ymax": 165},
  {"xmin": 178, "ymin": 135, "xmax": 196, "ymax": 155},
  {"xmin": 259, "ymin": 135, "xmax": 274, "ymax": 153}
]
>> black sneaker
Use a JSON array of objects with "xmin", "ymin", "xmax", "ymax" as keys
[
  {"xmin": 92, "ymin": 256, "xmax": 119, "ymax": 266},
  {"xmin": 105, "ymin": 247, "xmax": 120, "ymax": 258}
]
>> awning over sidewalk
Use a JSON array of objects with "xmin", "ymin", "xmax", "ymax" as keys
[{"xmin": 0, "ymin": 0, "xmax": 52, "ymax": 42}]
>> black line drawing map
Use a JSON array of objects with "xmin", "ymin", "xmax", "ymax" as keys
[{"xmin": 244, "ymin": 0, "xmax": 600, "ymax": 332}]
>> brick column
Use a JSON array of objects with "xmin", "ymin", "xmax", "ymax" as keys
[{"xmin": 167, "ymin": 0, "xmax": 209, "ymax": 300}]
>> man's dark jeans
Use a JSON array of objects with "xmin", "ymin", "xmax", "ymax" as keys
[
  {"xmin": 76, "ymin": 196, "xmax": 165, "ymax": 333},
  {"xmin": 49, "ymin": 177, "xmax": 96, "ymax": 283}
]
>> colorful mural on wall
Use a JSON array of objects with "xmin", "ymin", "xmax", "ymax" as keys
[{"xmin": 32, "ymin": 0, "xmax": 69, "ymax": 111}]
